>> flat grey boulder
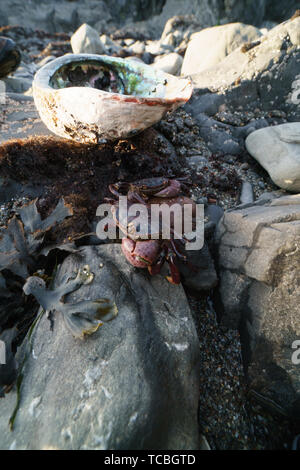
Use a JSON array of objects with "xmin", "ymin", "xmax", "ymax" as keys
[
  {"xmin": 182, "ymin": 22, "xmax": 262, "ymax": 76},
  {"xmin": 0, "ymin": 244, "xmax": 200, "ymax": 450},
  {"xmin": 245, "ymin": 123, "xmax": 300, "ymax": 192},
  {"xmin": 216, "ymin": 193, "xmax": 300, "ymax": 418}
]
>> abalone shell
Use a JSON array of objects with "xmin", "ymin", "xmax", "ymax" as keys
[{"xmin": 33, "ymin": 54, "xmax": 193, "ymax": 143}]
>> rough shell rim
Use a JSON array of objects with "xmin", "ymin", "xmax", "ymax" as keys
[{"xmin": 33, "ymin": 53, "xmax": 193, "ymax": 106}]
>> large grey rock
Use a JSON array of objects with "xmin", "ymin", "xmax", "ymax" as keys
[
  {"xmin": 215, "ymin": 193, "xmax": 300, "ymax": 418},
  {"xmin": 188, "ymin": 16, "xmax": 300, "ymax": 122},
  {"xmin": 71, "ymin": 24, "xmax": 106, "ymax": 55},
  {"xmin": 246, "ymin": 123, "xmax": 300, "ymax": 192},
  {"xmin": 0, "ymin": 244, "xmax": 200, "ymax": 450},
  {"xmin": 182, "ymin": 23, "xmax": 262, "ymax": 76}
]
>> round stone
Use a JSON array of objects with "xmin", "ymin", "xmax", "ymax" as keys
[{"xmin": 0, "ymin": 37, "xmax": 21, "ymax": 79}]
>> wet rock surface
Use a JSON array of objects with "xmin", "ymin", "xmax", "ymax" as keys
[
  {"xmin": 0, "ymin": 96, "xmax": 49, "ymax": 142},
  {"xmin": 0, "ymin": 244, "xmax": 200, "ymax": 450},
  {"xmin": 216, "ymin": 193, "xmax": 300, "ymax": 419}
]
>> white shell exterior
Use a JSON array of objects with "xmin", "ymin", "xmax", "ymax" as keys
[{"xmin": 33, "ymin": 54, "xmax": 193, "ymax": 143}]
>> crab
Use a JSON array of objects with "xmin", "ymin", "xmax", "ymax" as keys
[
  {"xmin": 108, "ymin": 176, "xmax": 190, "ymax": 205},
  {"xmin": 106, "ymin": 177, "xmax": 196, "ymax": 285}
]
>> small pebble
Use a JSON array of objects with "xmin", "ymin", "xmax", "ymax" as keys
[{"xmin": 241, "ymin": 163, "xmax": 249, "ymax": 170}]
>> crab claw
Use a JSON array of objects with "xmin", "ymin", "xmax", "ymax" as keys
[
  {"xmin": 154, "ymin": 179, "xmax": 181, "ymax": 198},
  {"xmin": 122, "ymin": 238, "xmax": 160, "ymax": 268}
]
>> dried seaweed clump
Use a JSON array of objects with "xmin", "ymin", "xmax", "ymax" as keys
[
  {"xmin": 241, "ymin": 40, "xmax": 261, "ymax": 53},
  {"xmin": 291, "ymin": 9, "xmax": 300, "ymax": 20},
  {"xmin": 0, "ymin": 132, "xmax": 183, "ymax": 242}
]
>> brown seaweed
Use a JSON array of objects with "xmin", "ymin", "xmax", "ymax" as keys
[
  {"xmin": 23, "ymin": 265, "xmax": 118, "ymax": 338},
  {"xmin": 0, "ymin": 198, "xmax": 73, "ymax": 279}
]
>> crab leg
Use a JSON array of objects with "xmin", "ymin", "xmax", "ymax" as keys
[
  {"xmin": 128, "ymin": 191, "xmax": 149, "ymax": 205},
  {"xmin": 154, "ymin": 179, "xmax": 181, "ymax": 198},
  {"xmin": 148, "ymin": 249, "xmax": 166, "ymax": 276},
  {"xmin": 169, "ymin": 239, "xmax": 187, "ymax": 261},
  {"xmin": 165, "ymin": 252, "xmax": 181, "ymax": 285},
  {"xmin": 108, "ymin": 183, "xmax": 127, "ymax": 199}
]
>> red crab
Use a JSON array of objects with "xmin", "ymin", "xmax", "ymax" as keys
[
  {"xmin": 108, "ymin": 176, "xmax": 190, "ymax": 205},
  {"xmin": 106, "ymin": 177, "xmax": 196, "ymax": 285}
]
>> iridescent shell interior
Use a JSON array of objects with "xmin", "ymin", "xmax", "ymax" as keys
[
  {"xmin": 33, "ymin": 54, "xmax": 193, "ymax": 142},
  {"xmin": 50, "ymin": 57, "xmax": 170, "ymax": 98}
]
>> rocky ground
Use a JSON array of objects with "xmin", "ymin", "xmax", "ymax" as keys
[{"xmin": 0, "ymin": 0, "xmax": 299, "ymax": 451}]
